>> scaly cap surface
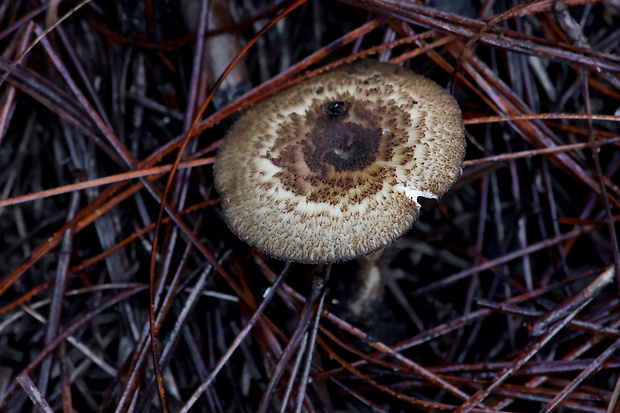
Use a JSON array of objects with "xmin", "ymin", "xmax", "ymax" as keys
[{"xmin": 214, "ymin": 60, "xmax": 466, "ymax": 263}]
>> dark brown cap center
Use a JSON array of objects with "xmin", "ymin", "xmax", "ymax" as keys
[
  {"xmin": 266, "ymin": 93, "xmax": 411, "ymax": 204},
  {"xmin": 305, "ymin": 119, "xmax": 381, "ymax": 173}
]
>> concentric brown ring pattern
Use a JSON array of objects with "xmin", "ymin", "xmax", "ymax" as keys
[{"xmin": 214, "ymin": 60, "xmax": 465, "ymax": 263}]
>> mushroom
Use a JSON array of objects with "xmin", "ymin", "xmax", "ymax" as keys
[{"xmin": 213, "ymin": 60, "xmax": 465, "ymax": 264}]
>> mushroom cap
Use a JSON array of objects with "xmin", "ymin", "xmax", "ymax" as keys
[{"xmin": 214, "ymin": 60, "xmax": 465, "ymax": 264}]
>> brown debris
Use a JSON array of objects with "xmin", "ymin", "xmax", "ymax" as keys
[{"xmin": 0, "ymin": 1, "xmax": 619, "ymax": 412}]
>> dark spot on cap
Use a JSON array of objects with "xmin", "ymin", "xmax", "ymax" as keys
[
  {"xmin": 321, "ymin": 101, "xmax": 346, "ymax": 117},
  {"xmin": 307, "ymin": 121, "xmax": 380, "ymax": 173}
]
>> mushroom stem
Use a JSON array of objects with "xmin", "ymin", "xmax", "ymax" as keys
[{"xmin": 345, "ymin": 250, "xmax": 385, "ymax": 319}]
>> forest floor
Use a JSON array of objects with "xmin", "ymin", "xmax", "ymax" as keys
[{"xmin": 1, "ymin": 0, "xmax": 620, "ymax": 412}]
